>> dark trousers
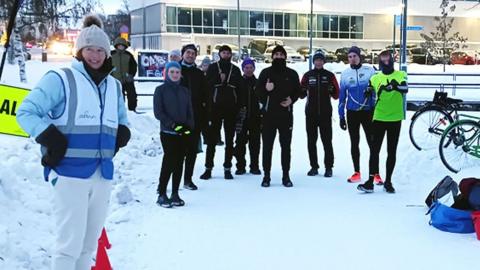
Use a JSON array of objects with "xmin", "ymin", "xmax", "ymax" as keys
[
  {"xmin": 184, "ymin": 129, "xmax": 201, "ymax": 183},
  {"xmin": 205, "ymin": 107, "xmax": 237, "ymax": 169},
  {"xmin": 306, "ymin": 115, "xmax": 334, "ymax": 169},
  {"xmin": 234, "ymin": 118, "xmax": 261, "ymax": 170},
  {"xmin": 262, "ymin": 116, "xmax": 293, "ymax": 174},
  {"xmin": 369, "ymin": 120, "xmax": 402, "ymax": 182},
  {"xmin": 122, "ymin": 82, "xmax": 137, "ymax": 111},
  {"xmin": 157, "ymin": 133, "xmax": 188, "ymax": 196},
  {"xmin": 346, "ymin": 110, "xmax": 373, "ymax": 172}
]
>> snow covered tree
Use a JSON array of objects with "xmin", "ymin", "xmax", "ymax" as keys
[{"xmin": 420, "ymin": 0, "xmax": 468, "ymax": 71}]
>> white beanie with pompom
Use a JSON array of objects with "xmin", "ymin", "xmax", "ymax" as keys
[{"xmin": 75, "ymin": 14, "xmax": 111, "ymax": 58}]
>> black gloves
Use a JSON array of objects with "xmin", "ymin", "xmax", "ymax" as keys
[
  {"xmin": 339, "ymin": 118, "xmax": 347, "ymax": 131},
  {"xmin": 364, "ymin": 86, "xmax": 374, "ymax": 98},
  {"xmin": 35, "ymin": 124, "xmax": 68, "ymax": 167},
  {"xmin": 172, "ymin": 123, "xmax": 192, "ymax": 135},
  {"xmin": 328, "ymin": 84, "xmax": 335, "ymax": 95},
  {"xmin": 115, "ymin": 125, "xmax": 131, "ymax": 155}
]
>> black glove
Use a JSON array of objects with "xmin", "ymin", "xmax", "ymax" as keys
[
  {"xmin": 339, "ymin": 118, "xmax": 347, "ymax": 131},
  {"xmin": 364, "ymin": 86, "xmax": 374, "ymax": 98},
  {"xmin": 115, "ymin": 125, "xmax": 131, "ymax": 155},
  {"xmin": 172, "ymin": 123, "xmax": 191, "ymax": 135},
  {"xmin": 328, "ymin": 84, "xmax": 335, "ymax": 95},
  {"xmin": 35, "ymin": 124, "xmax": 68, "ymax": 167},
  {"xmin": 389, "ymin": 79, "xmax": 400, "ymax": 90}
]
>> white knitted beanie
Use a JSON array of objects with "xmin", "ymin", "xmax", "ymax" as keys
[{"xmin": 75, "ymin": 15, "xmax": 111, "ymax": 58}]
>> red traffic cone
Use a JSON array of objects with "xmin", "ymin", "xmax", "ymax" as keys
[
  {"xmin": 99, "ymin": 228, "xmax": 111, "ymax": 249},
  {"xmin": 91, "ymin": 244, "xmax": 112, "ymax": 270},
  {"xmin": 472, "ymin": 211, "xmax": 480, "ymax": 241}
]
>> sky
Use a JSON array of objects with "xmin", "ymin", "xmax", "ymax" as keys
[{"xmin": 99, "ymin": 0, "xmax": 124, "ymax": 15}]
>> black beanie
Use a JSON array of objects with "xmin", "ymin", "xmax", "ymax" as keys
[
  {"xmin": 181, "ymin": 43, "xmax": 198, "ymax": 55},
  {"xmin": 219, "ymin": 45, "xmax": 232, "ymax": 54},
  {"xmin": 272, "ymin": 45, "xmax": 287, "ymax": 58},
  {"xmin": 348, "ymin": 46, "xmax": 361, "ymax": 57},
  {"xmin": 312, "ymin": 50, "xmax": 326, "ymax": 62}
]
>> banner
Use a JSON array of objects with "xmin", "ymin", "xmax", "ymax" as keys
[
  {"xmin": 0, "ymin": 84, "xmax": 29, "ymax": 137},
  {"xmin": 137, "ymin": 50, "xmax": 169, "ymax": 78}
]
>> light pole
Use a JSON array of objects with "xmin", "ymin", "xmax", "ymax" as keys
[
  {"xmin": 400, "ymin": 0, "xmax": 408, "ymax": 72},
  {"xmin": 309, "ymin": 0, "xmax": 313, "ymax": 70},
  {"xmin": 237, "ymin": 0, "xmax": 241, "ymax": 61}
]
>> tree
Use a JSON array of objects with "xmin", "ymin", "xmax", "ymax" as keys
[{"xmin": 420, "ymin": 0, "xmax": 468, "ymax": 71}]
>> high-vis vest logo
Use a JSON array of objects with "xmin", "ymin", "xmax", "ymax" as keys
[{"xmin": 0, "ymin": 84, "xmax": 29, "ymax": 137}]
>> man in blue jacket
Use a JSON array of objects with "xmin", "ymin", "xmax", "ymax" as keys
[{"xmin": 338, "ymin": 46, "xmax": 381, "ymax": 184}]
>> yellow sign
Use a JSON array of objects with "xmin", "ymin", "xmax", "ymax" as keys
[
  {"xmin": 0, "ymin": 84, "xmax": 30, "ymax": 137},
  {"xmin": 120, "ymin": 33, "xmax": 129, "ymax": 41}
]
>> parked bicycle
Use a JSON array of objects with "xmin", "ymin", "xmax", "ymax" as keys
[
  {"xmin": 409, "ymin": 91, "xmax": 464, "ymax": 151},
  {"xmin": 439, "ymin": 114, "xmax": 480, "ymax": 173}
]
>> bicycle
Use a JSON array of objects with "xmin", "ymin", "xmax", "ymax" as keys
[
  {"xmin": 438, "ymin": 114, "xmax": 480, "ymax": 173},
  {"xmin": 409, "ymin": 91, "xmax": 464, "ymax": 151}
]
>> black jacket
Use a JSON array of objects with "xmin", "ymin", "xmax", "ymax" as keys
[
  {"xmin": 206, "ymin": 60, "xmax": 244, "ymax": 112},
  {"xmin": 243, "ymin": 75, "xmax": 261, "ymax": 120},
  {"xmin": 256, "ymin": 65, "xmax": 302, "ymax": 118},
  {"xmin": 153, "ymin": 80, "xmax": 194, "ymax": 133},
  {"xmin": 180, "ymin": 62, "xmax": 209, "ymax": 130},
  {"xmin": 300, "ymin": 68, "xmax": 340, "ymax": 118}
]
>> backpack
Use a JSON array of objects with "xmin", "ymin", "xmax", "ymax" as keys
[
  {"xmin": 427, "ymin": 202, "xmax": 475, "ymax": 233},
  {"xmin": 425, "ymin": 176, "xmax": 459, "ymax": 207}
]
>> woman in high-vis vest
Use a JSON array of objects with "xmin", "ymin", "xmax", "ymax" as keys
[
  {"xmin": 16, "ymin": 15, "xmax": 130, "ymax": 270},
  {"xmin": 357, "ymin": 50, "xmax": 408, "ymax": 194}
]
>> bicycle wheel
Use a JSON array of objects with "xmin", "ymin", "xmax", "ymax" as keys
[
  {"xmin": 409, "ymin": 106, "xmax": 453, "ymax": 151},
  {"xmin": 439, "ymin": 120, "xmax": 480, "ymax": 173}
]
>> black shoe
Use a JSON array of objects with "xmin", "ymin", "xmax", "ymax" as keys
[
  {"xmin": 261, "ymin": 175, "xmax": 271, "ymax": 187},
  {"xmin": 170, "ymin": 193, "xmax": 185, "ymax": 207},
  {"xmin": 184, "ymin": 181, "xmax": 198, "ymax": 191},
  {"xmin": 282, "ymin": 174, "xmax": 293, "ymax": 188},
  {"xmin": 217, "ymin": 140, "xmax": 224, "ymax": 146},
  {"xmin": 250, "ymin": 167, "xmax": 262, "ymax": 175},
  {"xmin": 324, "ymin": 168, "xmax": 333, "ymax": 178},
  {"xmin": 224, "ymin": 169, "xmax": 234, "ymax": 180},
  {"xmin": 357, "ymin": 179, "xmax": 374, "ymax": 193},
  {"xmin": 235, "ymin": 168, "xmax": 247, "ymax": 175},
  {"xmin": 156, "ymin": 195, "xmax": 172, "ymax": 208},
  {"xmin": 307, "ymin": 168, "xmax": 318, "ymax": 176},
  {"xmin": 384, "ymin": 181, "xmax": 396, "ymax": 194},
  {"xmin": 200, "ymin": 169, "xmax": 212, "ymax": 180}
]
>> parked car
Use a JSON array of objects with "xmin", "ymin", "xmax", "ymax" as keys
[
  {"xmin": 297, "ymin": 46, "xmax": 337, "ymax": 62},
  {"xmin": 335, "ymin": 47, "xmax": 371, "ymax": 63},
  {"xmin": 248, "ymin": 38, "xmax": 284, "ymax": 56},
  {"xmin": 211, "ymin": 43, "xmax": 240, "ymax": 62},
  {"xmin": 264, "ymin": 45, "xmax": 303, "ymax": 63},
  {"xmin": 410, "ymin": 47, "xmax": 442, "ymax": 65},
  {"xmin": 247, "ymin": 47, "xmax": 266, "ymax": 63},
  {"xmin": 450, "ymin": 51, "xmax": 475, "ymax": 65}
]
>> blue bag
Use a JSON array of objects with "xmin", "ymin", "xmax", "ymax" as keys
[{"xmin": 428, "ymin": 202, "xmax": 475, "ymax": 233}]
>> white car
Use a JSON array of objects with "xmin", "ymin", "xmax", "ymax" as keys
[{"xmin": 264, "ymin": 46, "xmax": 303, "ymax": 63}]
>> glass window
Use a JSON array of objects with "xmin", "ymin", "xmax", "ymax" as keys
[
  {"xmin": 166, "ymin": 7, "xmax": 177, "ymax": 33},
  {"xmin": 339, "ymin": 16, "xmax": 350, "ymax": 39},
  {"xmin": 350, "ymin": 16, "xmax": 363, "ymax": 33},
  {"xmin": 265, "ymin": 12, "xmax": 273, "ymax": 36},
  {"xmin": 214, "ymin": 9, "xmax": 228, "ymax": 34},
  {"xmin": 250, "ymin": 11, "xmax": 264, "ymax": 36},
  {"xmin": 203, "ymin": 9, "xmax": 213, "ymax": 34},
  {"xmin": 274, "ymin": 13, "xmax": 283, "ymax": 36},
  {"xmin": 284, "ymin": 13, "xmax": 297, "ymax": 37},
  {"xmin": 178, "ymin": 7, "xmax": 191, "ymax": 33},
  {"xmin": 192, "ymin": 9, "xmax": 202, "ymax": 33},
  {"xmin": 297, "ymin": 14, "xmax": 308, "ymax": 38},
  {"xmin": 330, "ymin": 15, "xmax": 338, "ymax": 38},
  {"xmin": 318, "ymin": 15, "xmax": 329, "ymax": 38}
]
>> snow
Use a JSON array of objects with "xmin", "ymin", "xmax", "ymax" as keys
[{"xmin": 1, "ymin": 59, "xmax": 480, "ymax": 270}]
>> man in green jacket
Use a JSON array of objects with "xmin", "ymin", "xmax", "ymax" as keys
[{"xmin": 111, "ymin": 37, "xmax": 138, "ymax": 111}]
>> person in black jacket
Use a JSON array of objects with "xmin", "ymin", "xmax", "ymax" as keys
[
  {"xmin": 179, "ymin": 44, "xmax": 209, "ymax": 190},
  {"xmin": 111, "ymin": 37, "xmax": 138, "ymax": 111},
  {"xmin": 256, "ymin": 45, "xmax": 302, "ymax": 188},
  {"xmin": 200, "ymin": 45, "xmax": 245, "ymax": 180},
  {"xmin": 234, "ymin": 58, "xmax": 262, "ymax": 175},
  {"xmin": 153, "ymin": 61, "xmax": 194, "ymax": 208},
  {"xmin": 300, "ymin": 50, "xmax": 339, "ymax": 178}
]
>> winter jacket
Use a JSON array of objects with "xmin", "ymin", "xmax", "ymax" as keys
[
  {"xmin": 153, "ymin": 80, "xmax": 194, "ymax": 135},
  {"xmin": 111, "ymin": 48, "xmax": 137, "ymax": 84},
  {"xmin": 243, "ymin": 75, "xmax": 261, "ymax": 121},
  {"xmin": 206, "ymin": 60, "xmax": 244, "ymax": 112},
  {"xmin": 338, "ymin": 65, "xmax": 376, "ymax": 119},
  {"xmin": 16, "ymin": 59, "xmax": 129, "ymax": 180},
  {"xmin": 255, "ymin": 65, "xmax": 302, "ymax": 119},
  {"xmin": 300, "ymin": 68, "xmax": 339, "ymax": 118},
  {"xmin": 180, "ymin": 61, "xmax": 209, "ymax": 130}
]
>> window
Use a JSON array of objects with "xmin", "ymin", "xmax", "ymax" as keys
[
  {"xmin": 339, "ymin": 16, "xmax": 350, "ymax": 39},
  {"xmin": 317, "ymin": 15, "xmax": 329, "ymax": 38},
  {"xmin": 265, "ymin": 12, "xmax": 273, "ymax": 36},
  {"xmin": 274, "ymin": 13, "xmax": 283, "ymax": 36},
  {"xmin": 330, "ymin": 15, "xmax": 338, "ymax": 38},
  {"xmin": 250, "ymin": 11, "xmax": 264, "ymax": 36},
  {"xmin": 297, "ymin": 14, "xmax": 308, "ymax": 38},
  {"xmin": 166, "ymin": 6, "xmax": 177, "ymax": 32},
  {"xmin": 284, "ymin": 13, "xmax": 297, "ymax": 37},
  {"xmin": 214, "ymin": 9, "xmax": 228, "ymax": 34},
  {"xmin": 178, "ymin": 8, "xmax": 191, "ymax": 33},
  {"xmin": 192, "ymin": 9, "xmax": 202, "ymax": 33},
  {"xmin": 350, "ymin": 16, "xmax": 363, "ymax": 39},
  {"xmin": 203, "ymin": 9, "xmax": 213, "ymax": 34}
]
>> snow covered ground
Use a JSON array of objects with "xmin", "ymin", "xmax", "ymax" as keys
[{"xmin": 1, "ymin": 60, "xmax": 480, "ymax": 270}]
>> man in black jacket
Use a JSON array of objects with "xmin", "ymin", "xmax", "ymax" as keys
[
  {"xmin": 234, "ymin": 58, "xmax": 261, "ymax": 175},
  {"xmin": 256, "ymin": 45, "xmax": 302, "ymax": 188},
  {"xmin": 179, "ymin": 44, "xmax": 209, "ymax": 190},
  {"xmin": 200, "ymin": 45, "xmax": 245, "ymax": 180},
  {"xmin": 300, "ymin": 50, "xmax": 339, "ymax": 178}
]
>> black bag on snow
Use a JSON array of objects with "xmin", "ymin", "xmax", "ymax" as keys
[{"xmin": 425, "ymin": 176, "xmax": 459, "ymax": 207}]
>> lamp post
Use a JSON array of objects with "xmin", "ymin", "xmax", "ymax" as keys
[
  {"xmin": 308, "ymin": 0, "xmax": 313, "ymax": 70},
  {"xmin": 400, "ymin": 0, "xmax": 408, "ymax": 72}
]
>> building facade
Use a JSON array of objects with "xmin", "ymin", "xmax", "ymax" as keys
[{"xmin": 130, "ymin": 0, "xmax": 480, "ymax": 53}]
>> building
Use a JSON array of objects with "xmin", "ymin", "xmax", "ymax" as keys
[{"xmin": 130, "ymin": 0, "xmax": 480, "ymax": 54}]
